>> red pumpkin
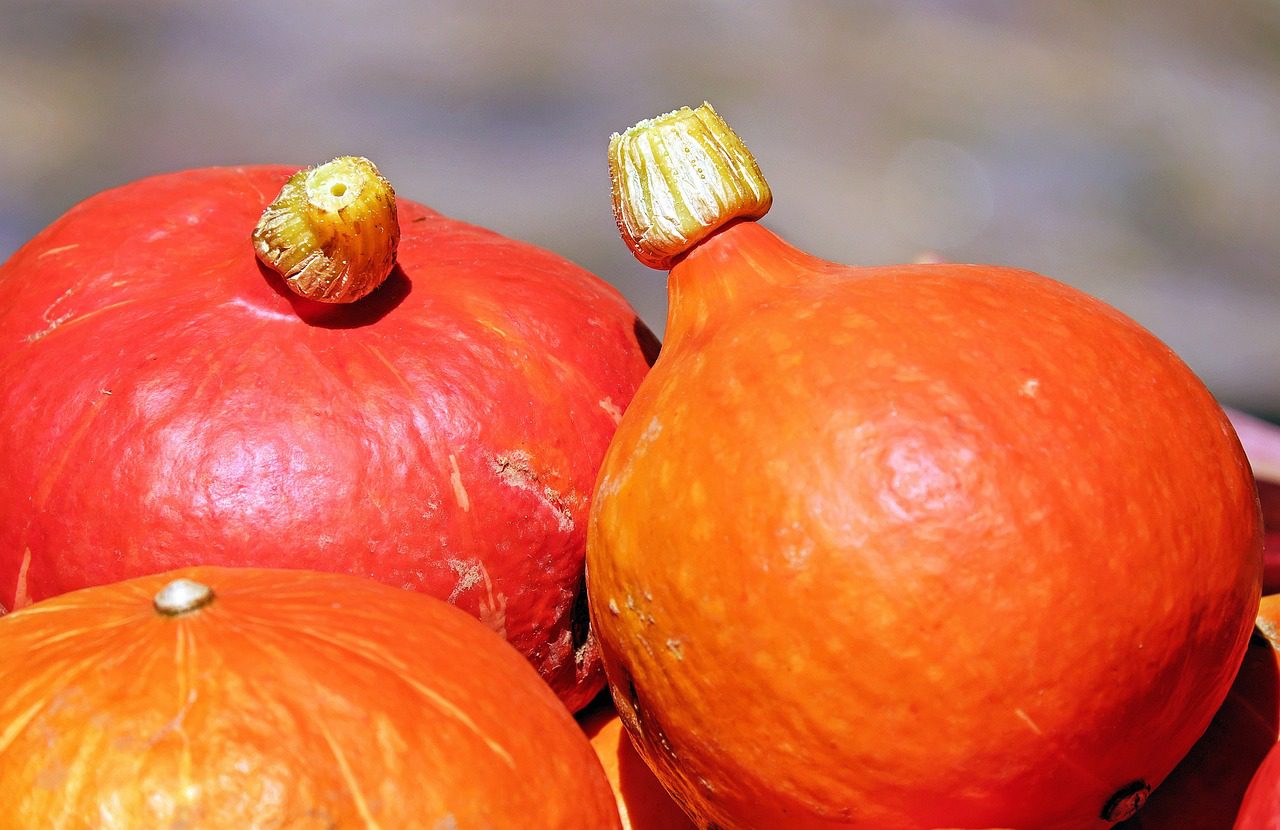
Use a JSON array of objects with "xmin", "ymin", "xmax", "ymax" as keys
[
  {"xmin": 0, "ymin": 566, "xmax": 621, "ymax": 828},
  {"xmin": 588, "ymin": 105, "xmax": 1262, "ymax": 828},
  {"xmin": 1238, "ymin": 727, "xmax": 1280, "ymax": 828},
  {"xmin": 0, "ymin": 162, "xmax": 654, "ymax": 711}
]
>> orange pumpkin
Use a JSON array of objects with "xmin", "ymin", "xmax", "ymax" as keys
[
  {"xmin": 0, "ymin": 566, "xmax": 620, "ymax": 828},
  {"xmin": 587, "ymin": 105, "xmax": 1262, "ymax": 828},
  {"xmin": 1118, "ymin": 594, "xmax": 1280, "ymax": 828},
  {"xmin": 579, "ymin": 694, "xmax": 697, "ymax": 830}
]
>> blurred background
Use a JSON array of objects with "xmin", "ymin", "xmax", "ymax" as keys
[{"xmin": 1, "ymin": 0, "xmax": 1277, "ymax": 419}]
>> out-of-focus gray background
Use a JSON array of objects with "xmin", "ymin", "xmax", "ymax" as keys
[{"xmin": 2, "ymin": 1, "xmax": 1277, "ymax": 418}]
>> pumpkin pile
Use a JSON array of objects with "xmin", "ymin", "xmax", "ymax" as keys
[
  {"xmin": 0, "ymin": 156, "xmax": 655, "ymax": 712},
  {"xmin": 0, "ymin": 156, "xmax": 653, "ymax": 823},
  {"xmin": 0, "ymin": 105, "xmax": 1272, "ymax": 827}
]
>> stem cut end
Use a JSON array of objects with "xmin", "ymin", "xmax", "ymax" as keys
[
  {"xmin": 154, "ymin": 578, "xmax": 215, "ymax": 616},
  {"xmin": 608, "ymin": 102, "xmax": 772, "ymax": 270},
  {"xmin": 253, "ymin": 156, "xmax": 400, "ymax": 303}
]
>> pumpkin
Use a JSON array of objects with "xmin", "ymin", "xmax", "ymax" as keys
[
  {"xmin": 586, "ymin": 104, "xmax": 1263, "ymax": 828},
  {"xmin": 1238, "ymin": 708, "xmax": 1280, "ymax": 828},
  {"xmin": 578, "ymin": 694, "xmax": 697, "ymax": 829},
  {"xmin": 1119, "ymin": 419, "xmax": 1280, "ymax": 828},
  {"xmin": 1117, "ymin": 593, "xmax": 1280, "ymax": 828},
  {"xmin": 0, "ymin": 158, "xmax": 656, "ymax": 711},
  {"xmin": 0, "ymin": 566, "xmax": 621, "ymax": 828}
]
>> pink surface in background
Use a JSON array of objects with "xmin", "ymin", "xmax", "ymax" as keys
[{"xmin": 1229, "ymin": 408, "xmax": 1280, "ymax": 593}]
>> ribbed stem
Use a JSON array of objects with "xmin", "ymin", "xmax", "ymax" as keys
[
  {"xmin": 253, "ymin": 156, "xmax": 400, "ymax": 303},
  {"xmin": 609, "ymin": 103, "xmax": 828, "ymax": 349},
  {"xmin": 608, "ymin": 103, "xmax": 772, "ymax": 270}
]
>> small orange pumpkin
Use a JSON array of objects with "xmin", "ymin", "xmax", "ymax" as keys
[
  {"xmin": 0, "ymin": 566, "xmax": 620, "ymax": 828},
  {"xmin": 579, "ymin": 695, "xmax": 696, "ymax": 830}
]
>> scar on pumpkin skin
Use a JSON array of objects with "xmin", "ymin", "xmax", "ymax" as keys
[
  {"xmin": 447, "ymin": 454, "xmax": 470, "ymax": 512},
  {"xmin": 26, "ymin": 296, "xmax": 140, "ymax": 344},
  {"xmin": 36, "ymin": 242, "xmax": 80, "ymax": 259},
  {"xmin": 446, "ymin": 558, "xmax": 486, "ymax": 603},
  {"xmin": 13, "ymin": 547, "xmax": 32, "ymax": 611},
  {"xmin": 1014, "ymin": 708, "xmax": 1044, "ymax": 736},
  {"xmin": 446, "ymin": 558, "xmax": 507, "ymax": 637},
  {"xmin": 477, "ymin": 563, "xmax": 508, "ymax": 639},
  {"xmin": 492, "ymin": 451, "xmax": 576, "ymax": 533},
  {"xmin": 598, "ymin": 397, "xmax": 623, "ymax": 424}
]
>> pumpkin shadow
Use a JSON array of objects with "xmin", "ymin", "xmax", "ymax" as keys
[
  {"xmin": 257, "ymin": 260, "xmax": 412, "ymax": 328},
  {"xmin": 578, "ymin": 689, "xmax": 696, "ymax": 829},
  {"xmin": 612, "ymin": 727, "xmax": 697, "ymax": 829},
  {"xmin": 1117, "ymin": 625, "xmax": 1280, "ymax": 828},
  {"xmin": 634, "ymin": 317, "xmax": 662, "ymax": 367}
]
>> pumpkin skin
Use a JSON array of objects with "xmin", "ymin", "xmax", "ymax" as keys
[
  {"xmin": 1237, "ymin": 693, "xmax": 1280, "ymax": 829},
  {"xmin": 587, "ymin": 220, "xmax": 1263, "ymax": 829},
  {"xmin": 0, "ymin": 566, "xmax": 621, "ymax": 828},
  {"xmin": 1118, "ymin": 593, "xmax": 1280, "ymax": 828},
  {"xmin": 578, "ymin": 694, "xmax": 697, "ymax": 830},
  {"xmin": 0, "ymin": 166, "xmax": 655, "ymax": 710}
]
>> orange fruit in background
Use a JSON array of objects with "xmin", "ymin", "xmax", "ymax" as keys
[
  {"xmin": 579, "ymin": 694, "xmax": 697, "ymax": 829},
  {"xmin": 588, "ymin": 104, "xmax": 1263, "ymax": 830}
]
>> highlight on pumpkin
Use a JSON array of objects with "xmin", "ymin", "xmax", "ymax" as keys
[
  {"xmin": 253, "ymin": 155, "xmax": 400, "ymax": 303},
  {"xmin": 608, "ymin": 102, "xmax": 772, "ymax": 270}
]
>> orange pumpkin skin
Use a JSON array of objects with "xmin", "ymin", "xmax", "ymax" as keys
[
  {"xmin": 587, "ymin": 221, "xmax": 1263, "ymax": 829},
  {"xmin": 0, "ymin": 567, "xmax": 621, "ymax": 829},
  {"xmin": 0, "ymin": 166, "xmax": 655, "ymax": 711},
  {"xmin": 579, "ymin": 695, "xmax": 697, "ymax": 830},
  {"xmin": 1118, "ymin": 594, "xmax": 1280, "ymax": 828}
]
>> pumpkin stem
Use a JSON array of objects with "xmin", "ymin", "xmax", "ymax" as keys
[
  {"xmin": 253, "ymin": 156, "xmax": 400, "ymax": 303},
  {"xmin": 608, "ymin": 103, "xmax": 772, "ymax": 270},
  {"xmin": 154, "ymin": 578, "xmax": 215, "ymax": 616}
]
